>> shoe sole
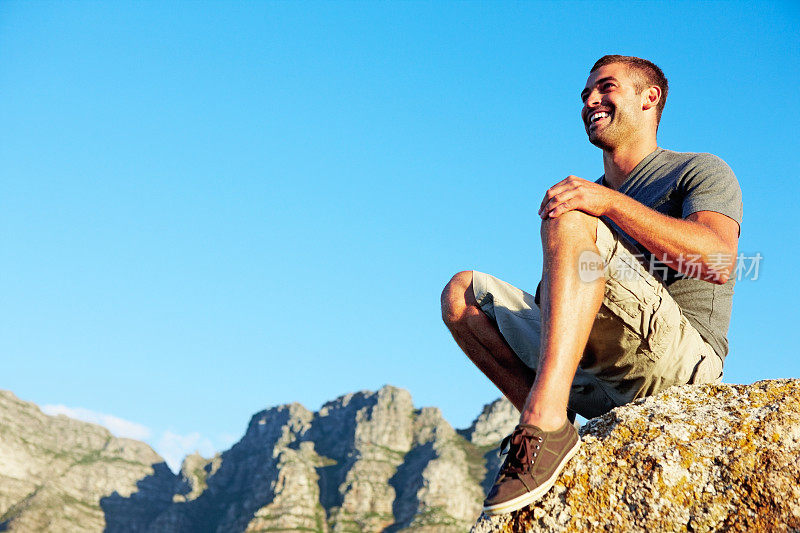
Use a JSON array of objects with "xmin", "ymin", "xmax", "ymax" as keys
[{"xmin": 482, "ymin": 438, "xmax": 581, "ymax": 516}]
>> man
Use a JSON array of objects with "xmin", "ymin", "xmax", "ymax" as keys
[{"xmin": 441, "ymin": 55, "xmax": 742, "ymax": 515}]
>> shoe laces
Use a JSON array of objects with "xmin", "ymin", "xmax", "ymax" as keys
[{"xmin": 499, "ymin": 427, "xmax": 542, "ymax": 476}]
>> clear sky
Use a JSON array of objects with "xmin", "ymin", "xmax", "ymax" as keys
[{"xmin": 2, "ymin": 1, "xmax": 798, "ymax": 470}]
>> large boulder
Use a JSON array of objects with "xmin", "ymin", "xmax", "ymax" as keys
[{"xmin": 473, "ymin": 379, "xmax": 800, "ymax": 532}]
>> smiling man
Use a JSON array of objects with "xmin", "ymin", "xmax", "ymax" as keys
[{"xmin": 441, "ymin": 55, "xmax": 742, "ymax": 515}]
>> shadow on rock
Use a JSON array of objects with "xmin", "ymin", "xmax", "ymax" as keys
[
  {"xmin": 385, "ymin": 441, "xmax": 437, "ymax": 532},
  {"xmin": 100, "ymin": 462, "xmax": 177, "ymax": 532}
]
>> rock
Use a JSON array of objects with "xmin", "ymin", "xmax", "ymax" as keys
[
  {"xmin": 17, "ymin": 379, "xmax": 796, "ymax": 532},
  {"xmin": 389, "ymin": 406, "xmax": 485, "ymax": 531},
  {"xmin": 458, "ymin": 397, "xmax": 520, "ymax": 497},
  {"xmin": 243, "ymin": 441, "xmax": 329, "ymax": 532},
  {"xmin": 313, "ymin": 385, "xmax": 416, "ymax": 532},
  {"xmin": 0, "ymin": 385, "xmax": 502, "ymax": 531},
  {"xmin": 472, "ymin": 379, "xmax": 800, "ymax": 532},
  {"xmin": 311, "ymin": 386, "xmax": 485, "ymax": 532},
  {"xmin": 459, "ymin": 397, "xmax": 518, "ymax": 447},
  {"xmin": 146, "ymin": 401, "xmax": 320, "ymax": 532},
  {"xmin": 0, "ymin": 390, "xmax": 176, "ymax": 532},
  {"xmin": 173, "ymin": 452, "xmax": 212, "ymax": 503}
]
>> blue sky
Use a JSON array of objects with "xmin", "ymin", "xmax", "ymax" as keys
[{"xmin": 2, "ymin": 1, "xmax": 798, "ymax": 470}]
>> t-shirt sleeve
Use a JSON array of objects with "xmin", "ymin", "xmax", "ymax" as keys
[{"xmin": 680, "ymin": 154, "xmax": 743, "ymax": 227}]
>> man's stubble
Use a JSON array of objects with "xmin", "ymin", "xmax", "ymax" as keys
[{"xmin": 587, "ymin": 99, "xmax": 641, "ymax": 151}]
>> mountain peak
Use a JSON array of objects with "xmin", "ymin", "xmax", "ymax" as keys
[{"xmin": 0, "ymin": 385, "xmax": 497, "ymax": 532}]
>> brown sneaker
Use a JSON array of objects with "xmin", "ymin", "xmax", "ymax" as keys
[{"xmin": 482, "ymin": 420, "xmax": 580, "ymax": 515}]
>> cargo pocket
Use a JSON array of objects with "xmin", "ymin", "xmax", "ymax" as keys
[
  {"xmin": 647, "ymin": 295, "xmax": 678, "ymax": 355},
  {"xmin": 602, "ymin": 265, "xmax": 673, "ymax": 363}
]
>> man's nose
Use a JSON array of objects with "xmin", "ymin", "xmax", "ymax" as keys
[
  {"xmin": 582, "ymin": 91, "xmax": 601, "ymax": 121},
  {"xmin": 584, "ymin": 89, "xmax": 602, "ymax": 108}
]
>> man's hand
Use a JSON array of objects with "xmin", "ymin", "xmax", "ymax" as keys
[
  {"xmin": 537, "ymin": 175, "xmax": 739, "ymax": 284},
  {"xmin": 538, "ymin": 176, "xmax": 616, "ymax": 219}
]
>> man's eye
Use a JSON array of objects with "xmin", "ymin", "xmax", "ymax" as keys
[{"xmin": 602, "ymin": 83, "xmax": 615, "ymax": 91}]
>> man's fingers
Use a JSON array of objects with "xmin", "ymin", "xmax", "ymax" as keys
[
  {"xmin": 538, "ymin": 178, "xmax": 575, "ymax": 212},
  {"xmin": 539, "ymin": 186, "xmax": 568, "ymax": 215},
  {"xmin": 541, "ymin": 196, "xmax": 563, "ymax": 218},
  {"xmin": 548, "ymin": 200, "xmax": 571, "ymax": 218},
  {"xmin": 539, "ymin": 176, "xmax": 592, "ymax": 216},
  {"xmin": 541, "ymin": 198, "xmax": 567, "ymax": 219},
  {"xmin": 539, "ymin": 187, "xmax": 560, "ymax": 213},
  {"xmin": 540, "ymin": 187, "xmax": 580, "ymax": 218}
]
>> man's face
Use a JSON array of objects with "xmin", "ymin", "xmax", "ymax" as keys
[{"xmin": 580, "ymin": 63, "xmax": 645, "ymax": 150}]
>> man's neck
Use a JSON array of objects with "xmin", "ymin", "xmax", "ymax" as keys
[{"xmin": 602, "ymin": 139, "xmax": 659, "ymax": 190}]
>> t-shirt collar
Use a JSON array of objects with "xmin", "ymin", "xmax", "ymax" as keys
[{"xmin": 599, "ymin": 147, "xmax": 665, "ymax": 189}]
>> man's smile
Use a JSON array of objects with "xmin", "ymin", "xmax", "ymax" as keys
[{"xmin": 587, "ymin": 110, "xmax": 611, "ymax": 129}]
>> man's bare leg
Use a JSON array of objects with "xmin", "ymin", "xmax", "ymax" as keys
[
  {"xmin": 441, "ymin": 271, "xmax": 534, "ymax": 412},
  {"xmin": 447, "ymin": 212, "xmax": 602, "ymax": 515},
  {"xmin": 521, "ymin": 211, "xmax": 605, "ymax": 431}
]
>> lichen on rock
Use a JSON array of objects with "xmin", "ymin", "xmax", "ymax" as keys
[{"xmin": 472, "ymin": 379, "xmax": 800, "ymax": 533}]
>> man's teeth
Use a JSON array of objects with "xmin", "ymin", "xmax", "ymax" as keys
[{"xmin": 590, "ymin": 112, "xmax": 610, "ymax": 123}]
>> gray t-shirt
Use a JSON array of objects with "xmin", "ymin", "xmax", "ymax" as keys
[{"xmin": 598, "ymin": 148, "xmax": 743, "ymax": 360}]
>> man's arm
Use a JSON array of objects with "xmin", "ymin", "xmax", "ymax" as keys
[{"xmin": 538, "ymin": 176, "xmax": 739, "ymax": 284}]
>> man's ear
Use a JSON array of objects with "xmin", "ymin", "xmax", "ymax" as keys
[{"xmin": 642, "ymin": 86, "xmax": 661, "ymax": 111}]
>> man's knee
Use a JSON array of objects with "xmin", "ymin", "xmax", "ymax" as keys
[
  {"xmin": 540, "ymin": 210, "xmax": 599, "ymax": 245},
  {"xmin": 441, "ymin": 270, "xmax": 475, "ymax": 327}
]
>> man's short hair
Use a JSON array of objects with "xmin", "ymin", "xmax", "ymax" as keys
[{"xmin": 590, "ymin": 55, "xmax": 669, "ymax": 125}]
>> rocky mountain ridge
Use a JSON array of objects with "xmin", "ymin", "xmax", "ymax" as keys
[
  {"xmin": 4, "ymin": 379, "xmax": 799, "ymax": 532},
  {"xmin": 0, "ymin": 386, "xmax": 516, "ymax": 532}
]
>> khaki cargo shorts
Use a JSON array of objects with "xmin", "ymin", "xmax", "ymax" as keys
[{"xmin": 473, "ymin": 218, "xmax": 723, "ymax": 419}]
